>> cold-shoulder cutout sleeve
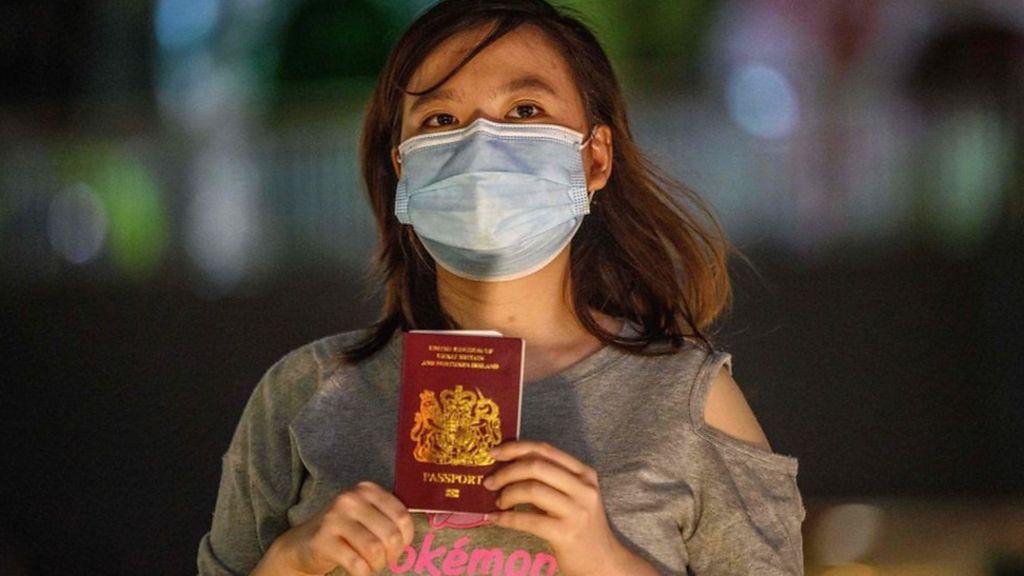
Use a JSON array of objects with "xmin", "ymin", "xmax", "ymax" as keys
[{"xmin": 683, "ymin": 350, "xmax": 806, "ymax": 575}]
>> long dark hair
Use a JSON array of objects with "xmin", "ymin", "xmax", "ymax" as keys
[{"xmin": 346, "ymin": 0, "xmax": 734, "ymax": 362}]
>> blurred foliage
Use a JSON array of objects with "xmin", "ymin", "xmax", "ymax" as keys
[
  {"xmin": 275, "ymin": 0, "xmax": 398, "ymax": 87},
  {"xmin": 559, "ymin": 0, "xmax": 717, "ymax": 86},
  {"xmin": 267, "ymin": 0, "xmax": 719, "ymax": 107}
]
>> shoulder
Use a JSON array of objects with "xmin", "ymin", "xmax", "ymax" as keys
[
  {"xmin": 702, "ymin": 364, "xmax": 772, "ymax": 452},
  {"xmin": 681, "ymin": 345, "xmax": 799, "ymax": 475},
  {"xmin": 594, "ymin": 332, "xmax": 774, "ymax": 455},
  {"xmin": 675, "ymin": 343, "xmax": 769, "ymax": 450}
]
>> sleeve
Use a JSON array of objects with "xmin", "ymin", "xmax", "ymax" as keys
[
  {"xmin": 683, "ymin": 350, "xmax": 806, "ymax": 576},
  {"xmin": 196, "ymin": 347, "xmax": 322, "ymax": 575}
]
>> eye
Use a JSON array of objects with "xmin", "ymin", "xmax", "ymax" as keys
[
  {"xmin": 507, "ymin": 103, "xmax": 543, "ymax": 120},
  {"xmin": 423, "ymin": 113, "xmax": 458, "ymax": 128}
]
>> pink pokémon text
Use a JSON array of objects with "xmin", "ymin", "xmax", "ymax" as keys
[{"xmin": 388, "ymin": 532, "xmax": 558, "ymax": 575}]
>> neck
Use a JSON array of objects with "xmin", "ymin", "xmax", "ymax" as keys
[
  {"xmin": 435, "ymin": 250, "xmax": 613, "ymax": 381},
  {"xmin": 437, "ymin": 251, "xmax": 582, "ymax": 344}
]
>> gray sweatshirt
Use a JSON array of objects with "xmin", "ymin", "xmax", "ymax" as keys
[{"xmin": 197, "ymin": 327, "xmax": 805, "ymax": 575}]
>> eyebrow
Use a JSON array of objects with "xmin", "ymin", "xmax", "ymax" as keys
[
  {"xmin": 407, "ymin": 75, "xmax": 562, "ymax": 116},
  {"xmin": 408, "ymin": 87, "xmax": 465, "ymax": 116}
]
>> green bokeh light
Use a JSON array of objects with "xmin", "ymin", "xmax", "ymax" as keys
[
  {"xmin": 57, "ymin": 141, "xmax": 169, "ymax": 279},
  {"xmin": 927, "ymin": 107, "xmax": 1009, "ymax": 254}
]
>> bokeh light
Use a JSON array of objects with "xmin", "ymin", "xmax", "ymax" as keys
[
  {"xmin": 927, "ymin": 106, "xmax": 1010, "ymax": 254},
  {"xmin": 184, "ymin": 141, "xmax": 264, "ymax": 292},
  {"xmin": 726, "ymin": 63, "xmax": 800, "ymax": 139},
  {"xmin": 46, "ymin": 183, "xmax": 108, "ymax": 266},
  {"xmin": 819, "ymin": 564, "xmax": 879, "ymax": 576},
  {"xmin": 155, "ymin": 0, "xmax": 222, "ymax": 53},
  {"xmin": 57, "ymin": 142, "xmax": 169, "ymax": 280},
  {"xmin": 812, "ymin": 503, "xmax": 886, "ymax": 566}
]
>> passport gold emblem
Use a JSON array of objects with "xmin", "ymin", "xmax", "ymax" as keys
[{"xmin": 412, "ymin": 385, "xmax": 501, "ymax": 466}]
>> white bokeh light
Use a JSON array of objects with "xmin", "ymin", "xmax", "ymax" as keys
[
  {"xmin": 726, "ymin": 63, "xmax": 800, "ymax": 139},
  {"xmin": 46, "ymin": 183, "xmax": 109, "ymax": 266},
  {"xmin": 184, "ymin": 140, "xmax": 263, "ymax": 292}
]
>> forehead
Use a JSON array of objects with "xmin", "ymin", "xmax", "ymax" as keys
[{"xmin": 405, "ymin": 24, "xmax": 581, "ymax": 105}]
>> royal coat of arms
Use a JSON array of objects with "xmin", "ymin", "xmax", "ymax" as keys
[{"xmin": 411, "ymin": 385, "xmax": 502, "ymax": 466}]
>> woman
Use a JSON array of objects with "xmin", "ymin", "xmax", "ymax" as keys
[{"xmin": 198, "ymin": 1, "xmax": 805, "ymax": 574}]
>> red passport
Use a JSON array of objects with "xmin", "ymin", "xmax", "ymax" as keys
[{"xmin": 394, "ymin": 331, "xmax": 525, "ymax": 514}]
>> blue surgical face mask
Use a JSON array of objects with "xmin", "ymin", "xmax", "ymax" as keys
[{"xmin": 395, "ymin": 118, "xmax": 593, "ymax": 282}]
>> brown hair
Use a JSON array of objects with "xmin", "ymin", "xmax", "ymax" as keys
[{"xmin": 346, "ymin": 0, "xmax": 734, "ymax": 362}]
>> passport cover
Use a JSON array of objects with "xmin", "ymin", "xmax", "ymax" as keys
[{"xmin": 394, "ymin": 331, "xmax": 525, "ymax": 514}]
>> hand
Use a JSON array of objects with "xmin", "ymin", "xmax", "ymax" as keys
[
  {"xmin": 254, "ymin": 481, "xmax": 414, "ymax": 576},
  {"xmin": 483, "ymin": 441, "xmax": 659, "ymax": 576}
]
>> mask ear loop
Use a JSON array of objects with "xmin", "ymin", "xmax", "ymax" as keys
[
  {"xmin": 579, "ymin": 125, "xmax": 601, "ymax": 204},
  {"xmin": 578, "ymin": 125, "xmax": 598, "ymax": 150}
]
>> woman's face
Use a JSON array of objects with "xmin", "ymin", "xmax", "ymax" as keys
[
  {"xmin": 398, "ymin": 25, "xmax": 590, "ymax": 142},
  {"xmin": 393, "ymin": 24, "xmax": 612, "ymax": 195}
]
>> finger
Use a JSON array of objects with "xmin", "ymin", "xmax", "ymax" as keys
[
  {"xmin": 490, "ymin": 441, "xmax": 590, "ymax": 478},
  {"xmin": 333, "ymin": 541, "xmax": 374, "ymax": 576},
  {"xmin": 333, "ymin": 516, "xmax": 391, "ymax": 573},
  {"xmin": 484, "ymin": 455, "xmax": 585, "ymax": 496},
  {"xmin": 495, "ymin": 479, "xmax": 574, "ymax": 518},
  {"xmin": 354, "ymin": 481, "xmax": 416, "ymax": 546},
  {"xmin": 310, "ymin": 527, "xmax": 372, "ymax": 576},
  {"xmin": 489, "ymin": 509, "xmax": 561, "ymax": 542},
  {"xmin": 348, "ymin": 508, "xmax": 403, "ymax": 565},
  {"xmin": 352, "ymin": 510, "xmax": 411, "ymax": 568},
  {"xmin": 328, "ymin": 490, "xmax": 402, "ymax": 570}
]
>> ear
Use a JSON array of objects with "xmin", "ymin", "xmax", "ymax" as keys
[
  {"xmin": 584, "ymin": 124, "xmax": 613, "ymax": 193},
  {"xmin": 391, "ymin": 147, "xmax": 402, "ymax": 179}
]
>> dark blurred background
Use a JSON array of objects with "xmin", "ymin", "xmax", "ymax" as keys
[{"xmin": 1, "ymin": 0, "xmax": 1022, "ymax": 574}]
